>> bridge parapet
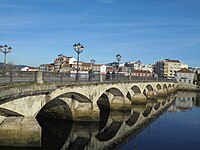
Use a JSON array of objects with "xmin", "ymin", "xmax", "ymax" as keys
[{"xmin": 0, "ymin": 83, "xmax": 57, "ymax": 103}]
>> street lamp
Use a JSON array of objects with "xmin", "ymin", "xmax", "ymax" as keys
[
  {"xmin": 116, "ymin": 54, "xmax": 122, "ymax": 80},
  {"xmin": 88, "ymin": 59, "xmax": 95, "ymax": 82},
  {"xmin": 91, "ymin": 59, "xmax": 95, "ymax": 71},
  {"xmin": 73, "ymin": 42, "xmax": 84, "ymax": 81},
  {"xmin": 0, "ymin": 44, "xmax": 12, "ymax": 72}
]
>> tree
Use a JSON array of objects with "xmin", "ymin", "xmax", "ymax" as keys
[{"xmin": 5, "ymin": 62, "xmax": 15, "ymax": 73}]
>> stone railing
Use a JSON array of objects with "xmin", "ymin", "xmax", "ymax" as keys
[
  {"xmin": 177, "ymin": 82, "xmax": 200, "ymax": 91},
  {"xmin": 0, "ymin": 71, "xmax": 175, "ymax": 85}
]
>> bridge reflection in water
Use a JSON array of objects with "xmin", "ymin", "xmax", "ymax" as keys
[{"xmin": 0, "ymin": 91, "xmax": 199, "ymax": 150}]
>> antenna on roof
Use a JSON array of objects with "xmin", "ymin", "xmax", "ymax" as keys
[{"xmin": 195, "ymin": 64, "xmax": 197, "ymax": 70}]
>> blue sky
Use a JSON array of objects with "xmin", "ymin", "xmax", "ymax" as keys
[{"xmin": 0, "ymin": 0, "xmax": 200, "ymax": 67}]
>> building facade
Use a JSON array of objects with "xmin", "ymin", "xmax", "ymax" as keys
[
  {"xmin": 163, "ymin": 59, "xmax": 181, "ymax": 78},
  {"xmin": 54, "ymin": 54, "xmax": 76, "ymax": 72},
  {"xmin": 124, "ymin": 60, "xmax": 143, "ymax": 71},
  {"xmin": 176, "ymin": 68, "xmax": 194, "ymax": 84},
  {"xmin": 154, "ymin": 59, "xmax": 182, "ymax": 78},
  {"xmin": 131, "ymin": 70, "xmax": 151, "ymax": 77},
  {"xmin": 39, "ymin": 64, "xmax": 54, "ymax": 71},
  {"xmin": 154, "ymin": 60, "xmax": 164, "ymax": 77}
]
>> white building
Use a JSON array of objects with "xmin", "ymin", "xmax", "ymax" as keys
[
  {"xmin": 21, "ymin": 67, "xmax": 38, "ymax": 71},
  {"xmin": 142, "ymin": 64, "xmax": 154, "ymax": 73},
  {"xmin": 100, "ymin": 65, "xmax": 107, "ymax": 74},
  {"xmin": 176, "ymin": 68, "xmax": 194, "ymax": 84},
  {"xmin": 54, "ymin": 54, "xmax": 77, "ymax": 72},
  {"xmin": 125, "ymin": 60, "xmax": 143, "ymax": 70},
  {"xmin": 69, "ymin": 57, "xmax": 77, "ymax": 65},
  {"xmin": 181, "ymin": 63, "xmax": 188, "ymax": 69},
  {"xmin": 164, "ymin": 59, "xmax": 181, "ymax": 78}
]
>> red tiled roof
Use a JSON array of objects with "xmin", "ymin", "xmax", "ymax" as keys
[
  {"xmin": 82, "ymin": 63, "xmax": 103, "ymax": 67},
  {"xmin": 165, "ymin": 59, "xmax": 180, "ymax": 63},
  {"xmin": 29, "ymin": 67, "xmax": 38, "ymax": 69},
  {"xmin": 132, "ymin": 70, "xmax": 151, "ymax": 73},
  {"xmin": 40, "ymin": 64, "xmax": 54, "ymax": 67},
  {"xmin": 177, "ymin": 68, "xmax": 193, "ymax": 73},
  {"xmin": 82, "ymin": 63, "xmax": 91, "ymax": 67}
]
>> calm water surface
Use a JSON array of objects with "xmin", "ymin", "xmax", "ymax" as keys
[
  {"xmin": 0, "ymin": 91, "xmax": 199, "ymax": 150},
  {"xmin": 118, "ymin": 91, "xmax": 200, "ymax": 150}
]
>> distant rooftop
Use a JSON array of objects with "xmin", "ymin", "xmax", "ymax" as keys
[
  {"xmin": 132, "ymin": 70, "xmax": 151, "ymax": 73},
  {"xmin": 164, "ymin": 59, "xmax": 181, "ymax": 63},
  {"xmin": 177, "ymin": 68, "xmax": 193, "ymax": 73}
]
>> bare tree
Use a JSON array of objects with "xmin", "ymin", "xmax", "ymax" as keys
[
  {"xmin": 5, "ymin": 62, "xmax": 15, "ymax": 73},
  {"xmin": 0, "ymin": 67, "xmax": 3, "ymax": 76}
]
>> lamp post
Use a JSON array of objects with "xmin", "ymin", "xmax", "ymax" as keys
[
  {"xmin": 73, "ymin": 42, "xmax": 84, "ymax": 82},
  {"xmin": 91, "ymin": 59, "xmax": 95, "ymax": 71},
  {"xmin": 0, "ymin": 44, "xmax": 12, "ymax": 73},
  {"xmin": 116, "ymin": 54, "xmax": 122, "ymax": 80},
  {"xmin": 89, "ymin": 59, "xmax": 95, "ymax": 81}
]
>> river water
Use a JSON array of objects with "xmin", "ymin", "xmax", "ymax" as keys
[
  {"xmin": 0, "ymin": 91, "xmax": 199, "ymax": 150},
  {"xmin": 118, "ymin": 91, "xmax": 200, "ymax": 150}
]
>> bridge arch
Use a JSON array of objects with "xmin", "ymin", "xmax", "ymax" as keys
[
  {"xmin": 56, "ymin": 92, "xmax": 92, "ymax": 103},
  {"xmin": 142, "ymin": 105, "xmax": 152, "ymax": 117},
  {"xmin": 36, "ymin": 98, "xmax": 73, "ymax": 120},
  {"xmin": 146, "ymin": 84, "xmax": 154, "ymax": 91},
  {"xmin": 156, "ymin": 84, "xmax": 162, "ymax": 90},
  {"xmin": 37, "ymin": 92, "xmax": 93, "ymax": 121},
  {"xmin": 95, "ymin": 86, "xmax": 131, "ymax": 111},
  {"xmin": 96, "ymin": 121, "xmax": 123, "ymax": 142},
  {"xmin": 49, "ymin": 87, "xmax": 92, "ymax": 103},
  {"xmin": 97, "ymin": 93, "xmax": 110, "ymax": 109},
  {"xmin": 163, "ymin": 84, "xmax": 167, "ymax": 90},
  {"xmin": 126, "ymin": 112, "xmax": 140, "ymax": 126},
  {"xmin": 154, "ymin": 102, "xmax": 161, "ymax": 110},
  {"xmin": 130, "ymin": 85, "xmax": 147, "ymax": 104},
  {"xmin": 105, "ymin": 87, "xmax": 124, "ymax": 97},
  {"xmin": 131, "ymin": 85, "xmax": 141, "ymax": 93}
]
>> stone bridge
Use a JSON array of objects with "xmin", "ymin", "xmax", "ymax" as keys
[
  {"xmin": 0, "ymin": 95, "xmax": 175, "ymax": 149},
  {"xmin": 0, "ymin": 81, "xmax": 177, "ymax": 121}
]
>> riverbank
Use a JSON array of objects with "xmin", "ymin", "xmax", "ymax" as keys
[{"xmin": 177, "ymin": 83, "xmax": 200, "ymax": 92}]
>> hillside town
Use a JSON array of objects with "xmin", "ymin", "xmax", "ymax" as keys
[{"xmin": 19, "ymin": 53, "xmax": 200, "ymax": 85}]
